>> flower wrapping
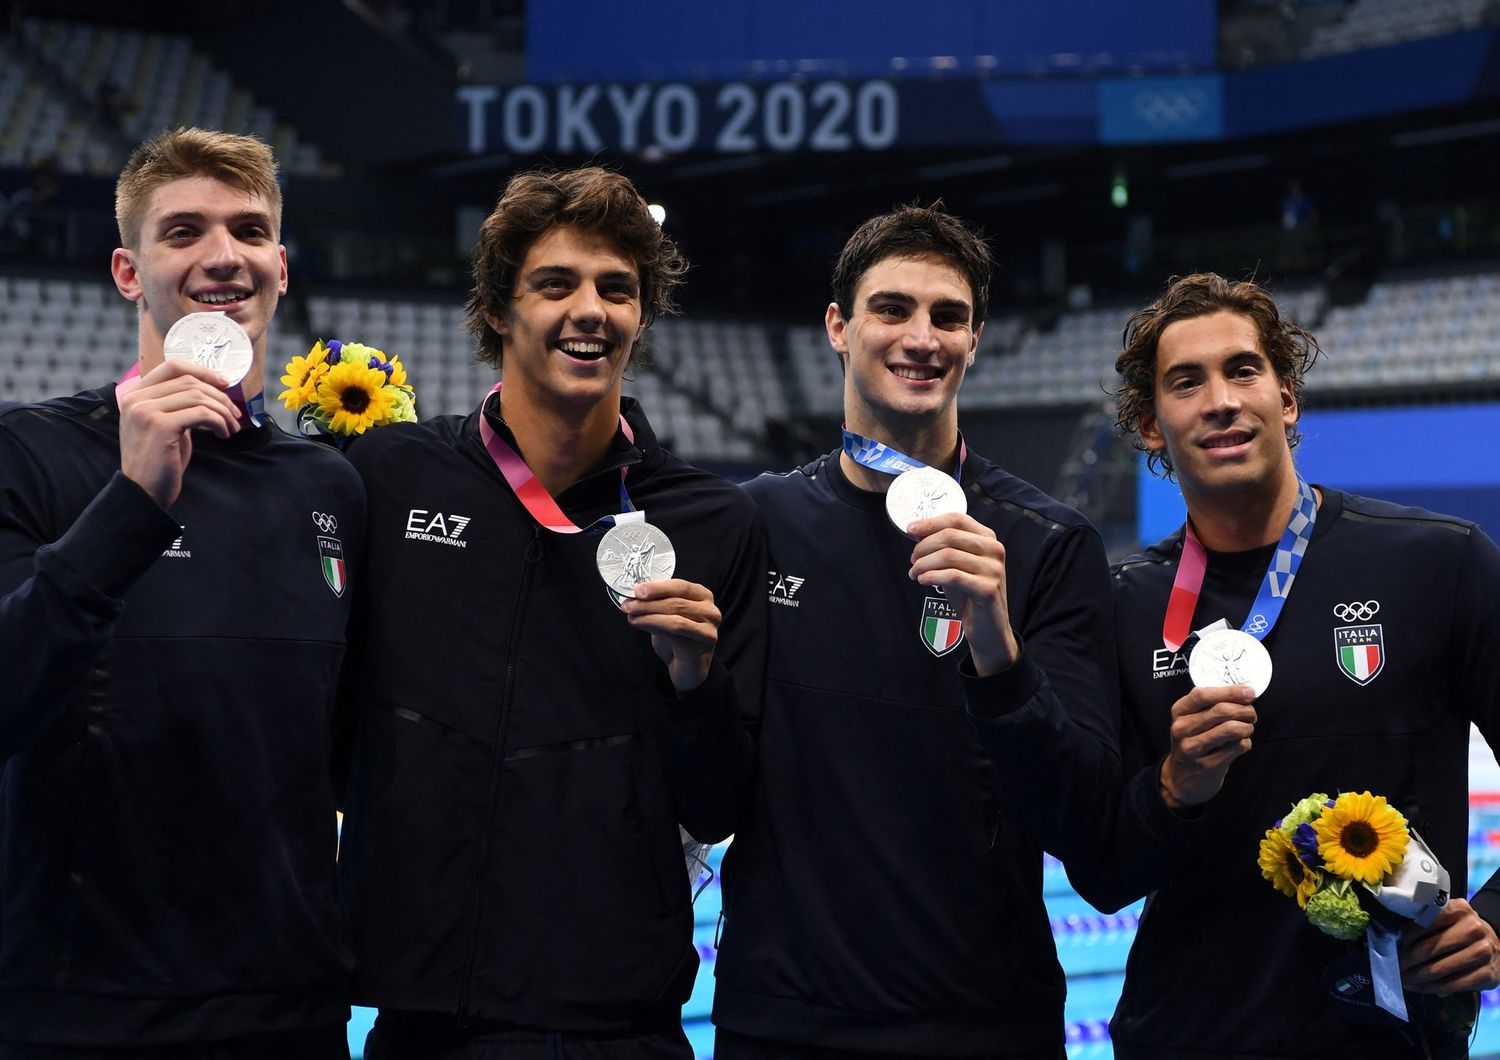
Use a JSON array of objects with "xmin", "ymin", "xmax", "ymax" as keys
[{"xmin": 279, "ymin": 338, "xmax": 417, "ymax": 444}]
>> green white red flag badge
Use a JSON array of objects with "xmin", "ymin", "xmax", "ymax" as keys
[
  {"xmin": 920, "ymin": 594, "xmax": 964, "ymax": 657},
  {"xmin": 1334, "ymin": 623, "xmax": 1383, "ymax": 685},
  {"xmin": 313, "ymin": 511, "xmax": 346, "ymax": 597},
  {"xmin": 1332, "ymin": 600, "xmax": 1383, "ymax": 685}
]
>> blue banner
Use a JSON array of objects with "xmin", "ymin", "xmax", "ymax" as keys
[
  {"xmin": 1100, "ymin": 76, "xmax": 1224, "ymax": 143},
  {"xmin": 527, "ymin": 0, "xmax": 1216, "ymax": 84},
  {"xmin": 457, "ymin": 28, "xmax": 1500, "ymax": 157}
]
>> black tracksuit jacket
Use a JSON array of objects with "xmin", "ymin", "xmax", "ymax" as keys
[
  {"xmin": 338, "ymin": 396, "xmax": 766, "ymax": 1031},
  {"xmin": 0, "ymin": 386, "xmax": 363, "ymax": 1045},
  {"xmin": 1099, "ymin": 489, "xmax": 1500, "ymax": 1058},
  {"xmin": 714, "ymin": 449, "xmax": 1120, "ymax": 1056}
]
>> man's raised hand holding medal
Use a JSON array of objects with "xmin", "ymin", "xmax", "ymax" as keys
[
  {"xmin": 902, "ymin": 499, "xmax": 1020, "ymax": 677},
  {"xmin": 829, "ymin": 249, "xmax": 1023, "ymax": 679},
  {"xmin": 847, "ymin": 426, "xmax": 1022, "ymax": 677},
  {"xmin": 598, "ymin": 522, "xmax": 724, "ymax": 694}
]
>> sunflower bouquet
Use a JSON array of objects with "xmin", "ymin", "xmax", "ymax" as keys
[
  {"xmin": 278, "ymin": 339, "xmax": 417, "ymax": 443},
  {"xmin": 1258, "ymin": 790, "xmax": 1445, "ymax": 941}
]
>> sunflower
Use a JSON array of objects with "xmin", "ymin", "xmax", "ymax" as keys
[
  {"xmin": 1314, "ymin": 791, "xmax": 1409, "ymax": 885},
  {"xmin": 315, "ymin": 361, "xmax": 397, "ymax": 435},
  {"xmin": 1258, "ymin": 827, "xmax": 1322, "ymax": 907},
  {"xmin": 385, "ymin": 354, "xmax": 410, "ymax": 391},
  {"xmin": 278, "ymin": 341, "xmax": 332, "ymax": 409}
]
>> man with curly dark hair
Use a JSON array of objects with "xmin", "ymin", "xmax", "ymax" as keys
[
  {"xmin": 1098, "ymin": 272, "xmax": 1500, "ymax": 1058},
  {"xmin": 337, "ymin": 166, "xmax": 766, "ymax": 1060}
]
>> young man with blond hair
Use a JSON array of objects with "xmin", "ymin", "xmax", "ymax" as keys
[{"xmin": 0, "ymin": 127, "xmax": 362, "ymax": 1058}]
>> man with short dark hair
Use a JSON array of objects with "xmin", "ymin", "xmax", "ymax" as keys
[
  {"xmin": 0, "ymin": 127, "xmax": 361, "ymax": 1058},
  {"xmin": 712, "ymin": 203, "xmax": 1120, "ymax": 1058},
  {"xmin": 337, "ymin": 166, "xmax": 766, "ymax": 1059},
  {"xmin": 1102, "ymin": 271, "xmax": 1500, "ymax": 1058}
]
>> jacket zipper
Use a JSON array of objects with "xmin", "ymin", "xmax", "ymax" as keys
[
  {"xmin": 456, "ymin": 525, "xmax": 542, "ymax": 1020},
  {"xmin": 449, "ymin": 429, "xmax": 642, "ymax": 1018}
]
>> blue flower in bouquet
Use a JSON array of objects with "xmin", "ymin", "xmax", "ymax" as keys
[{"xmin": 1291, "ymin": 822, "xmax": 1323, "ymax": 868}]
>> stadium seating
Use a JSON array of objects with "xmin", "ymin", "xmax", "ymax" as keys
[
  {"xmin": 2, "ymin": 20, "xmax": 326, "ymax": 177},
  {"xmin": 1303, "ymin": 0, "xmax": 1497, "ymax": 58},
  {"xmin": 302, "ymin": 294, "xmax": 765, "ymax": 462},
  {"xmin": 4, "ymin": 270, "xmax": 1497, "ymax": 466}
]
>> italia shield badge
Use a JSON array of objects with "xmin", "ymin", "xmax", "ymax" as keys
[
  {"xmin": 920, "ymin": 594, "xmax": 964, "ymax": 657},
  {"xmin": 1334, "ymin": 623, "xmax": 1383, "ymax": 685},
  {"xmin": 317, "ymin": 535, "xmax": 346, "ymax": 598}
]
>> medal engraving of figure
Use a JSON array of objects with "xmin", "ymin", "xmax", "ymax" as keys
[
  {"xmin": 1189, "ymin": 627, "xmax": 1274, "ymax": 697},
  {"xmin": 163, "ymin": 311, "xmax": 253, "ymax": 388},
  {"xmin": 885, "ymin": 465, "xmax": 967, "ymax": 536},
  {"xmin": 596, "ymin": 522, "xmax": 676, "ymax": 598}
]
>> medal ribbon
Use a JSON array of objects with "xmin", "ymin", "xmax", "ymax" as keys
[
  {"xmin": 477, "ymin": 380, "xmax": 637, "ymax": 534},
  {"xmin": 1367, "ymin": 920, "xmax": 1409, "ymax": 1023},
  {"xmin": 840, "ymin": 426, "xmax": 967, "ymax": 478},
  {"xmin": 1161, "ymin": 474, "xmax": 1317, "ymax": 651},
  {"xmin": 116, "ymin": 363, "xmax": 268, "ymax": 426}
]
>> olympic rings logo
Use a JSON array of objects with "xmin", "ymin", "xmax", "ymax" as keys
[
  {"xmin": 1132, "ymin": 87, "xmax": 1210, "ymax": 129},
  {"xmin": 312, "ymin": 512, "xmax": 339, "ymax": 534},
  {"xmin": 1333, "ymin": 600, "xmax": 1380, "ymax": 622},
  {"xmin": 1245, "ymin": 614, "xmax": 1269, "ymax": 634}
]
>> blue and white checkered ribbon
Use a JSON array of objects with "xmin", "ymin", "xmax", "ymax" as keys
[
  {"xmin": 1241, "ymin": 475, "xmax": 1318, "ymax": 638},
  {"xmin": 840, "ymin": 426, "xmax": 966, "ymax": 479}
]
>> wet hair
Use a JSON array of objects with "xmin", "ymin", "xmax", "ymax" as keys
[
  {"xmin": 466, "ymin": 166, "xmax": 688, "ymax": 369},
  {"xmin": 1114, "ymin": 272, "xmax": 1321, "ymax": 477},
  {"xmin": 831, "ymin": 201, "xmax": 993, "ymax": 325},
  {"xmin": 115, "ymin": 127, "xmax": 281, "ymax": 249}
]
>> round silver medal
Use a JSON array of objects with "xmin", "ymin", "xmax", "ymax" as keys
[
  {"xmin": 596, "ymin": 521, "xmax": 676, "ymax": 598},
  {"xmin": 1188, "ymin": 627, "xmax": 1274, "ymax": 697},
  {"xmin": 163, "ymin": 311, "xmax": 253, "ymax": 389},
  {"xmin": 885, "ymin": 465, "xmax": 967, "ymax": 536}
]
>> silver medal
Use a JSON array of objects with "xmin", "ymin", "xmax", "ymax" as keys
[
  {"xmin": 596, "ymin": 521, "xmax": 676, "ymax": 598},
  {"xmin": 885, "ymin": 465, "xmax": 967, "ymax": 536},
  {"xmin": 1189, "ymin": 627, "xmax": 1274, "ymax": 697},
  {"xmin": 163, "ymin": 311, "xmax": 253, "ymax": 389}
]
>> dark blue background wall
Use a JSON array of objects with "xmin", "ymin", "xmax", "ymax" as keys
[{"xmin": 1139, "ymin": 403, "xmax": 1500, "ymax": 544}]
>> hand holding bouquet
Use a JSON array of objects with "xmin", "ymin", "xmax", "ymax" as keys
[{"xmin": 1258, "ymin": 790, "xmax": 1466, "ymax": 1033}]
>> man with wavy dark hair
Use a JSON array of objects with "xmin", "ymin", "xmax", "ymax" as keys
[
  {"xmin": 337, "ymin": 166, "xmax": 766, "ymax": 1059},
  {"xmin": 465, "ymin": 167, "xmax": 685, "ymax": 370},
  {"xmin": 1114, "ymin": 271, "xmax": 1319, "ymax": 478},
  {"xmin": 1100, "ymin": 272, "xmax": 1500, "ymax": 1057}
]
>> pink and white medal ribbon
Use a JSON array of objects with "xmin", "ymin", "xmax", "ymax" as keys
[{"xmin": 477, "ymin": 381, "xmax": 674, "ymax": 600}]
